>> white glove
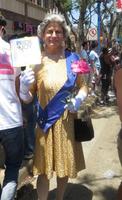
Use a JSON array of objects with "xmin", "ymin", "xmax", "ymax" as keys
[
  {"xmin": 19, "ymin": 68, "xmax": 35, "ymax": 101},
  {"xmin": 65, "ymin": 90, "xmax": 87, "ymax": 112}
]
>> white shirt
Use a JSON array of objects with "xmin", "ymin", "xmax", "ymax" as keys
[
  {"xmin": 89, "ymin": 50, "xmax": 101, "ymax": 70},
  {"xmin": 0, "ymin": 37, "xmax": 23, "ymax": 130},
  {"xmin": 81, "ymin": 49, "xmax": 89, "ymax": 62}
]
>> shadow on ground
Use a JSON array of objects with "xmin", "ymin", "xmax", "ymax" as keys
[
  {"xmin": 16, "ymin": 182, "xmax": 93, "ymax": 200},
  {"xmin": 16, "ymin": 183, "xmax": 37, "ymax": 200},
  {"xmin": 48, "ymin": 183, "xmax": 93, "ymax": 200},
  {"xmin": 91, "ymin": 105, "xmax": 118, "ymax": 119},
  {"xmin": 94, "ymin": 186, "xmax": 117, "ymax": 200},
  {"xmin": 16, "ymin": 177, "xmax": 118, "ymax": 200},
  {"xmin": 77, "ymin": 173, "xmax": 119, "ymax": 200}
]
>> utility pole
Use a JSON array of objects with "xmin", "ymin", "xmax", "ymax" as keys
[
  {"xmin": 113, "ymin": 0, "xmax": 117, "ymax": 39},
  {"xmin": 97, "ymin": 0, "xmax": 101, "ymax": 54}
]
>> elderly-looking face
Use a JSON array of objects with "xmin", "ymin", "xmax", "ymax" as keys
[{"xmin": 42, "ymin": 22, "xmax": 65, "ymax": 51}]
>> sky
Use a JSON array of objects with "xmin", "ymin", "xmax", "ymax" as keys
[
  {"xmin": 71, "ymin": 7, "xmax": 98, "ymax": 28},
  {"xmin": 71, "ymin": 1, "xmax": 116, "ymax": 28}
]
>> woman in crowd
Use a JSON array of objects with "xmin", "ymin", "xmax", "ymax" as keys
[{"xmin": 19, "ymin": 11, "xmax": 88, "ymax": 200}]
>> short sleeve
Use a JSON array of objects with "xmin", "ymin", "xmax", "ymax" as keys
[{"xmin": 89, "ymin": 52, "xmax": 95, "ymax": 61}]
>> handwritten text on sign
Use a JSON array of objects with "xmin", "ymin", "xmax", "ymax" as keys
[{"xmin": 10, "ymin": 36, "xmax": 41, "ymax": 67}]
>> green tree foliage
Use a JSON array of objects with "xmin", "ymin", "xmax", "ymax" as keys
[{"xmin": 54, "ymin": 0, "xmax": 119, "ymax": 51}]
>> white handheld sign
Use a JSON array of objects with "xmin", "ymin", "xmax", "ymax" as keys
[{"xmin": 10, "ymin": 36, "xmax": 41, "ymax": 67}]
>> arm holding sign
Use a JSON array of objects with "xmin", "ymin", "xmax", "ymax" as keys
[
  {"xmin": 10, "ymin": 36, "xmax": 41, "ymax": 102},
  {"xmin": 19, "ymin": 68, "xmax": 35, "ymax": 102}
]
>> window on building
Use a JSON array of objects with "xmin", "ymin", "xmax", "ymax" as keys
[
  {"xmin": 29, "ymin": 0, "xmax": 50, "ymax": 7},
  {"xmin": 37, "ymin": 0, "xmax": 49, "ymax": 8},
  {"xmin": 29, "ymin": 0, "xmax": 37, "ymax": 4},
  {"xmin": 37, "ymin": 0, "xmax": 41, "ymax": 6},
  {"xmin": 43, "ymin": 0, "xmax": 48, "ymax": 8}
]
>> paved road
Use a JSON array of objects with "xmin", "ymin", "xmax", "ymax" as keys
[
  {"xmin": 47, "ymin": 105, "xmax": 121, "ymax": 200},
  {"xmin": 7, "ymin": 105, "xmax": 122, "ymax": 199},
  {"xmin": 80, "ymin": 105, "xmax": 121, "ymax": 200}
]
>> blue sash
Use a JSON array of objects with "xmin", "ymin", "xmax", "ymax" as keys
[{"xmin": 36, "ymin": 51, "xmax": 79, "ymax": 133}]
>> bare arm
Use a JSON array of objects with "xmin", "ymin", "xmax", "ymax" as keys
[
  {"xmin": 15, "ymin": 75, "xmax": 20, "ymax": 97},
  {"xmin": 114, "ymin": 68, "xmax": 122, "ymax": 121}
]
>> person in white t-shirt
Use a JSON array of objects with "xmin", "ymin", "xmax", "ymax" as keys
[
  {"xmin": 81, "ymin": 41, "xmax": 89, "ymax": 62},
  {"xmin": 89, "ymin": 41, "xmax": 101, "ymax": 96},
  {"xmin": 0, "ymin": 15, "xmax": 24, "ymax": 200},
  {"xmin": 81, "ymin": 41, "xmax": 90, "ymax": 85}
]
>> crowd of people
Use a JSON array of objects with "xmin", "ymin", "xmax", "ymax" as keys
[
  {"xmin": 80, "ymin": 40, "xmax": 122, "ymax": 106},
  {"xmin": 0, "ymin": 10, "xmax": 122, "ymax": 200}
]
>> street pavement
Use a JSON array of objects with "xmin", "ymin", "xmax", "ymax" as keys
[
  {"xmin": 14, "ymin": 103, "xmax": 122, "ymax": 200},
  {"xmin": 0, "ymin": 96, "xmax": 121, "ymax": 200}
]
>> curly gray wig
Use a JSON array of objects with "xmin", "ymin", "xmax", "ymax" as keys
[{"xmin": 37, "ymin": 12, "xmax": 70, "ymax": 39}]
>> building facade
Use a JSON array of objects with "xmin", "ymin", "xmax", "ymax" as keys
[{"xmin": 0, "ymin": 0, "xmax": 55, "ymax": 39}]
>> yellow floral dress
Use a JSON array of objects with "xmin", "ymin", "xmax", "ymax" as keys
[{"xmin": 32, "ymin": 57, "xmax": 85, "ymax": 180}]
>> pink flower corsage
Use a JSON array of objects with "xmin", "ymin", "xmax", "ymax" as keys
[{"xmin": 71, "ymin": 60, "xmax": 90, "ymax": 74}]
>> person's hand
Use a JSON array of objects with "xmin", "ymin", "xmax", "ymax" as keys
[
  {"xmin": 64, "ymin": 90, "xmax": 87, "ymax": 113},
  {"xmin": 19, "ymin": 68, "xmax": 35, "ymax": 101},
  {"xmin": 20, "ymin": 68, "xmax": 35, "ymax": 93},
  {"xmin": 64, "ymin": 97, "xmax": 82, "ymax": 112}
]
